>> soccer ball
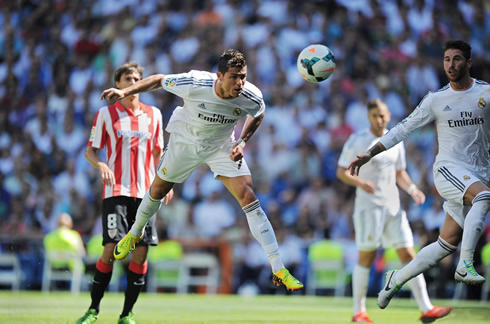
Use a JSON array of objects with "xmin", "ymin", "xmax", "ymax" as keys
[{"xmin": 297, "ymin": 44, "xmax": 336, "ymax": 83}]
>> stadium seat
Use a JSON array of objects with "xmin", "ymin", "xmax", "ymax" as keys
[
  {"xmin": 307, "ymin": 240, "xmax": 347, "ymax": 297},
  {"xmin": 0, "ymin": 253, "xmax": 22, "ymax": 291},
  {"xmin": 42, "ymin": 250, "xmax": 84, "ymax": 294},
  {"xmin": 177, "ymin": 253, "xmax": 220, "ymax": 294},
  {"xmin": 147, "ymin": 239, "xmax": 183, "ymax": 293}
]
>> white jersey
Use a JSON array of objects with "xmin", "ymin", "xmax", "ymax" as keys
[
  {"xmin": 338, "ymin": 128, "xmax": 406, "ymax": 214},
  {"xmin": 160, "ymin": 70, "xmax": 266, "ymax": 145},
  {"xmin": 380, "ymin": 79, "xmax": 490, "ymax": 179}
]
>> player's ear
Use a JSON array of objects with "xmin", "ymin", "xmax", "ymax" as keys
[{"xmin": 216, "ymin": 72, "xmax": 223, "ymax": 81}]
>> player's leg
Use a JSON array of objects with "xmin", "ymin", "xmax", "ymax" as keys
[
  {"xmin": 457, "ymin": 181, "xmax": 489, "ymax": 285},
  {"xmin": 118, "ymin": 245, "xmax": 148, "ymax": 323},
  {"xmin": 219, "ymin": 174, "xmax": 303, "ymax": 291},
  {"xmin": 352, "ymin": 250, "xmax": 375, "ymax": 323},
  {"xmin": 378, "ymin": 213, "xmax": 461, "ymax": 309},
  {"xmin": 351, "ymin": 208, "xmax": 380, "ymax": 323}
]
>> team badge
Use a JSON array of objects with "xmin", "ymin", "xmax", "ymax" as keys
[
  {"xmin": 108, "ymin": 229, "xmax": 117, "ymax": 239},
  {"xmin": 477, "ymin": 98, "xmax": 486, "ymax": 109},
  {"xmin": 233, "ymin": 108, "xmax": 241, "ymax": 116},
  {"xmin": 463, "ymin": 175, "xmax": 470, "ymax": 181},
  {"xmin": 162, "ymin": 167, "xmax": 167, "ymax": 175}
]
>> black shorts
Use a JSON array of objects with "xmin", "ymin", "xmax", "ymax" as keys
[{"xmin": 102, "ymin": 196, "xmax": 158, "ymax": 246}]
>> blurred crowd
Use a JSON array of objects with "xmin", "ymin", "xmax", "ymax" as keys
[{"xmin": 0, "ymin": 0, "xmax": 489, "ymax": 295}]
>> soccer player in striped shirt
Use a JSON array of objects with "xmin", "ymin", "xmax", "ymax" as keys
[
  {"xmin": 78, "ymin": 62, "xmax": 173, "ymax": 324},
  {"xmin": 102, "ymin": 49, "xmax": 303, "ymax": 292},
  {"xmin": 349, "ymin": 40, "xmax": 489, "ymax": 310}
]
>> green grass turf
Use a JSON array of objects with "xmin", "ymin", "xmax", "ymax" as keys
[{"xmin": 0, "ymin": 291, "xmax": 488, "ymax": 323}]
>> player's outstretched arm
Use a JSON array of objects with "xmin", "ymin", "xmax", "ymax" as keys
[
  {"xmin": 100, "ymin": 74, "xmax": 165, "ymax": 103},
  {"xmin": 348, "ymin": 142, "xmax": 386, "ymax": 175}
]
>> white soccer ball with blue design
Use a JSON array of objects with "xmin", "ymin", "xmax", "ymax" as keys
[{"xmin": 297, "ymin": 44, "xmax": 336, "ymax": 83}]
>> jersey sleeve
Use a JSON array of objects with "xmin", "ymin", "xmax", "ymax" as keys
[
  {"xmin": 161, "ymin": 70, "xmax": 211, "ymax": 99},
  {"xmin": 337, "ymin": 133, "xmax": 360, "ymax": 168},
  {"xmin": 380, "ymin": 93, "xmax": 435, "ymax": 150},
  {"xmin": 88, "ymin": 109, "xmax": 106, "ymax": 149}
]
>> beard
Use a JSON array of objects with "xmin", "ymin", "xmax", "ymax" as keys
[{"xmin": 445, "ymin": 67, "xmax": 467, "ymax": 83}]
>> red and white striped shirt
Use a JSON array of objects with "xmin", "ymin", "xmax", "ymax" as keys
[{"xmin": 88, "ymin": 102, "xmax": 163, "ymax": 199}]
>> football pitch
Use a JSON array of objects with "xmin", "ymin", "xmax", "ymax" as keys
[{"xmin": 0, "ymin": 292, "xmax": 489, "ymax": 323}]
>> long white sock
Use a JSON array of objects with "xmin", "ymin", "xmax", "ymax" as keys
[
  {"xmin": 130, "ymin": 191, "xmax": 161, "ymax": 237},
  {"xmin": 459, "ymin": 191, "xmax": 490, "ymax": 264},
  {"xmin": 244, "ymin": 200, "xmax": 284, "ymax": 273},
  {"xmin": 352, "ymin": 264, "xmax": 370, "ymax": 315},
  {"xmin": 406, "ymin": 273, "xmax": 432, "ymax": 313},
  {"xmin": 396, "ymin": 237, "xmax": 456, "ymax": 285}
]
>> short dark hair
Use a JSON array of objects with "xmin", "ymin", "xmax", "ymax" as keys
[
  {"xmin": 114, "ymin": 61, "xmax": 144, "ymax": 83},
  {"xmin": 443, "ymin": 40, "xmax": 471, "ymax": 61},
  {"xmin": 367, "ymin": 98, "xmax": 386, "ymax": 111},
  {"xmin": 218, "ymin": 49, "xmax": 246, "ymax": 75}
]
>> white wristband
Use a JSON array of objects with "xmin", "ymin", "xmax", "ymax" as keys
[
  {"xmin": 407, "ymin": 183, "xmax": 417, "ymax": 194},
  {"xmin": 236, "ymin": 138, "xmax": 246, "ymax": 148}
]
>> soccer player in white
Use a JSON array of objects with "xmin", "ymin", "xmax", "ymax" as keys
[
  {"xmin": 349, "ymin": 40, "xmax": 489, "ymax": 309},
  {"xmin": 101, "ymin": 49, "xmax": 303, "ymax": 291},
  {"xmin": 337, "ymin": 99, "xmax": 452, "ymax": 323}
]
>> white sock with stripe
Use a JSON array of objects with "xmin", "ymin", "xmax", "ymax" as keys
[
  {"xmin": 459, "ymin": 191, "xmax": 490, "ymax": 264},
  {"xmin": 130, "ymin": 191, "xmax": 161, "ymax": 237},
  {"xmin": 243, "ymin": 200, "xmax": 284, "ymax": 273},
  {"xmin": 396, "ymin": 237, "xmax": 456, "ymax": 285},
  {"xmin": 352, "ymin": 264, "xmax": 370, "ymax": 315}
]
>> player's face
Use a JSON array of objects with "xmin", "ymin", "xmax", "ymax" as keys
[
  {"xmin": 217, "ymin": 66, "xmax": 247, "ymax": 98},
  {"xmin": 116, "ymin": 71, "xmax": 142, "ymax": 98},
  {"xmin": 368, "ymin": 104, "xmax": 391, "ymax": 136},
  {"xmin": 443, "ymin": 49, "xmax": 471, "ymax": 83}
]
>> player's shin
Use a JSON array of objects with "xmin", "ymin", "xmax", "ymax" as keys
[
  {"xmin": 244, "ymin": 200, "xmax": 285, "ymax": 273},
  {"xmin": 397, "ymin": 238, "xmax": 456, "ymax": 284},
  {"xmin": 130, "ymin": 191, "xmax": 162, "ymax": 237}
]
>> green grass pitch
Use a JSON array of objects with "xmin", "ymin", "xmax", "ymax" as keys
[{"xmin": 0, "ymin": 292, "xmax": 489, "ymax": 323}]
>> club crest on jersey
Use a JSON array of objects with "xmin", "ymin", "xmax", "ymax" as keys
[
  {"xmin": 478, "ymin": 98, "xmax": 486, "ymax": 109},
  {"xmin": 463, "ymin": 175, "xmax": 470, "ymax": 181},
  {"xmin": 162, "ymin": 167, "xmax": 167, "ymax": 175},
  {"xmin": 233, "ymin": 108, "xmax": 241, "ymax": 116},
  {"xmin": 108, "ymin": 229, "xmax": 117, "ymax": 239}
]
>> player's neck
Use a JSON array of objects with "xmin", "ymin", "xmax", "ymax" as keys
[
  {"xmin": 450, "ymin": 76, "xmax": 473, "ymax": 91},
  {"xmin": 120, "ymin": 97, "xmax": 141, "ymax": 112},
  {"xmin": 370, "ymin": 128, "xmax": 384, "ymax": 138}
]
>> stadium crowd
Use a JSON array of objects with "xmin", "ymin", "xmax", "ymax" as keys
[{"xmin": 0, "ymin": 0, "xmax": 489, "ymax": 297}]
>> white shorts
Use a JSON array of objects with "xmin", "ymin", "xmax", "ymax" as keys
[
  {"xmin": 156, "ymin": 133, "xmax": 251, "ymax": 183},
  {"xmin": 353, "ymin": 206, "xmax": 413, "ymax": 251},
  {"xmin": 433, "ymin": 164, "xmax": 483, "ymax": 228}
]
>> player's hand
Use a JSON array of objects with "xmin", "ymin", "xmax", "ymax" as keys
[
  {"xmin": 359, "ymin": 180, "xmax": 376, "ymax": 194},
  {"xmin": 100, "ymin": 88, "xmax": 125, "ymax": 103},
  {"xmin": 348, "ymin": 153, "xmax": 372, "ymax": 176},
  {"xmin": 163, "ymin": 188, "xmax": 174, "ymax": 205},
  {"xmin": 410, "ymin": 188, "xmax": 426, "ymax": 205},
  {"xmin": 230, "ymin": 143, "xmax": 244, "ymax": 162},
  {"xmin": 98, "ymin": 163, "xmax": 116, "ymax": 186}
]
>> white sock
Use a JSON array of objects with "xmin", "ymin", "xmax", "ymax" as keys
[
  {"xmin": 396, "ymin": 237, "xmax": 456, "ymax": 285},
  {"xmin": 353, "ymin": 264, "xmax": 370, "ymax": 315},
  {"xmin": 459, "ymin": 191, "xmax": 490, "ymax": 264},
  {"xmin": 406, "ymin": 273, "xmax": 432, "ymax": 313},
  {"xmin": 130, "ymin": 191, "xmax": 161, "ymax": 237},
  {"xmin": 244, "ymin": 200, "xmax": 284, "ymax": 273}
]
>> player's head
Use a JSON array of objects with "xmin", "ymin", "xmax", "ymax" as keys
[
  {"xmin": 216, "ymin": 49, "xmax": 247, "ymax": 98},
  {"xmin": 114, "ymin": 62, "xmax": 143, "ymax": 91},
  {"xmin": 443, "ymin": 40, "xmax": 472, "ymax": 83},
  {"xmin": 367, "ymin": 99, "xmax": 390, "ymax": 136}
]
